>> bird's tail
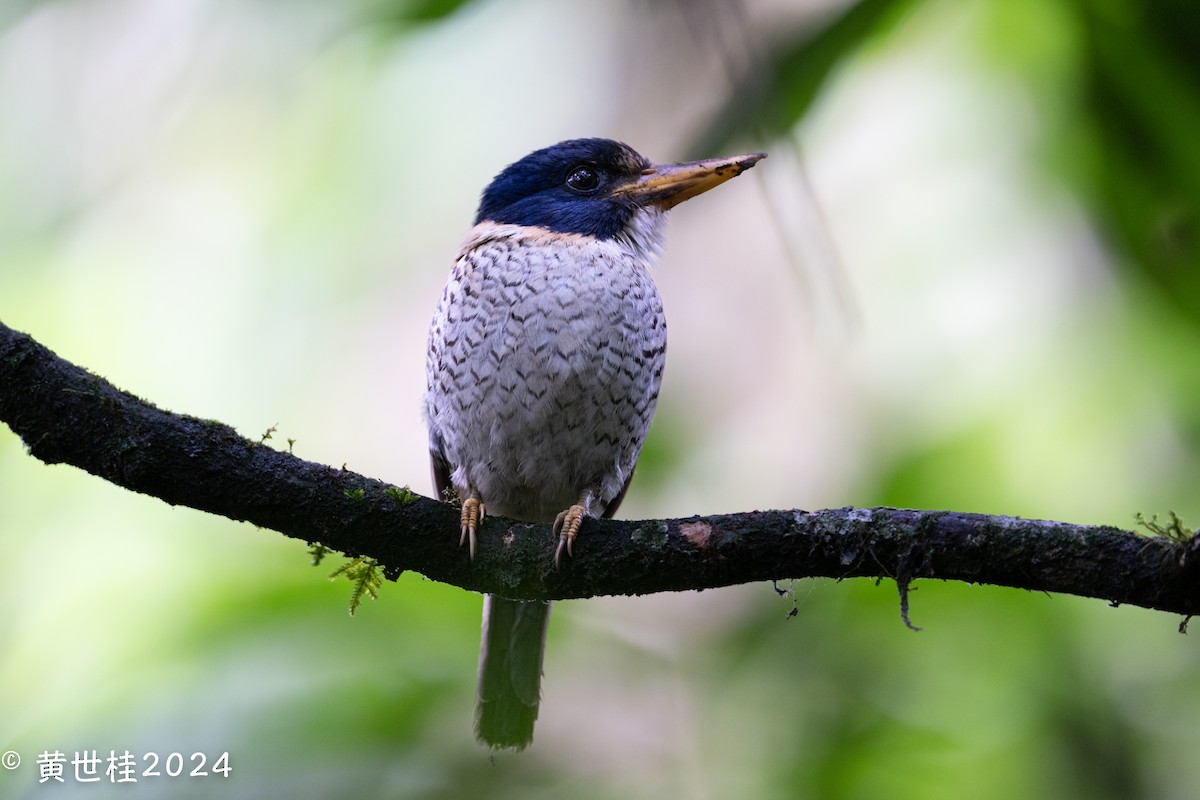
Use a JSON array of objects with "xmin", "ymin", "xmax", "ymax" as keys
[{"xmin": 475, "ymin": 595, "xmax": 551, "ymax": 750}]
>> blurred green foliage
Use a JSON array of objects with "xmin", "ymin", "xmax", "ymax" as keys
[
  {"xmin": 2, "ymin": 0, "xmax": 1200, "ymax": 798},
  {"xmin": 687, "ymin": 0, "xmax": 917, "ymax": 158},
  {"xmin": 1076, "ymin": 0, "xmax": 1200, "ymax": 320}
]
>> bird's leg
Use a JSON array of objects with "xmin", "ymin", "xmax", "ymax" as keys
[
  {"xmin": 460, "ymin": 497, "xmax": 486, "ymax": 560},
  {"xmin": 553, "ymin": 491, "xmax": 595, "ymax": 568}
]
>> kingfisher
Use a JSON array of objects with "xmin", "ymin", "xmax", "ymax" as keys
[{"xmin": 425, "ymin": 138, "xmax": 764, "ymax": 750}]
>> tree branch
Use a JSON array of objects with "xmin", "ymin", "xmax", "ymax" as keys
[{"xmin": 3, "ymin": 320, "xmax": 1199, "ymax": 617}]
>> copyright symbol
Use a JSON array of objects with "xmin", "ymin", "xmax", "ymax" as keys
[{"xmin": 1, "ymin": 751, "xmax": 19, "ymax": 770}]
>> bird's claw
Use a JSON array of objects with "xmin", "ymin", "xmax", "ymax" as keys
[
  {"xmin": 552, "ymin": 504, "xmax": 586, "ymax": 569},
  {"xmin": 460, "ymin": 498, "xmax": 485, "ymax": 560}
]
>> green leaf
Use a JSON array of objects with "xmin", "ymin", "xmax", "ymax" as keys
[
  {"xmin": 308, "ymin": 543, "xmax": 331, "ymax": 566},
  {"xmin": 1134, "ymin": 511, "xmax": 1196, "ymax": 543},
  {"xmin": 359, "ymin": 0, "xmax": 478, "ymax": 32},
  {"xmin": 384, "ymin": 485, "xmax": 418, "ymax": 505},
  {"xmin": 329, "ymin": 557, "xmax": 383, "ymax": 616}
]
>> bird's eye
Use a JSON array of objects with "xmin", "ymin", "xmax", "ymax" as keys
[{"xmin": 565, "ymin": 165, "xmax": 600, "ymax": 193}]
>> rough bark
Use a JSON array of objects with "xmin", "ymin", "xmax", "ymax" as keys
[{"xmin": 3, "ymin": 320, "xmax": 1199, "ymax": 617}]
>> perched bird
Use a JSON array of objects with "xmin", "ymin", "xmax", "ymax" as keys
[{"xmin": 425, "ymin": 138, "xmax": 764, "ymax": 750}]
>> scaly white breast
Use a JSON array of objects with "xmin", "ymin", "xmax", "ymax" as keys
[{"xmin": 425, "ymin": 221, "xmax": 667, "ymax": 522}]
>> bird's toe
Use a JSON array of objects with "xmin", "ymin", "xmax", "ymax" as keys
[
  {"xmin": 460, "ymin": 498, "xmax": 485, "ymax": 560},
  {"xmin": 552, "ymin": 505, "xmax": 586, "ymax": 568}
]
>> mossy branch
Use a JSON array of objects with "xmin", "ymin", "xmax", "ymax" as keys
[{"xmin": 3, "ymin": 320, "xmax": 1199, "ymax": 617}]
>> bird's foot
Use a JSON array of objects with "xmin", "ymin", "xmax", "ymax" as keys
[
  {"xmin": 553, "ymin": 505, "xmax": 587, "ymax": 568},
  {"xmin": 460, "ymin": 498, "xmax": 485, "ymax": 560}
]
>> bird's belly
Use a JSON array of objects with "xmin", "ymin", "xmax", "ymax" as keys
[
  {"xmin": 427, "ymin": 239, "xmax": 665, "ymax": 521},
  {"xmin": 473, "ymin": 349, "xmax": 637, "ymax": 516}
]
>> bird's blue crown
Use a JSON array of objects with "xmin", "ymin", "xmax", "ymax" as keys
[{"xmin": 474, "ymin": 138, "xmax": 652, "ymax": 240}]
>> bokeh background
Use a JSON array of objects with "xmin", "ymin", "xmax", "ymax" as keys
[{"xmin": 2, "ymin": 0, "xmax": 1199, "ymax": 797}]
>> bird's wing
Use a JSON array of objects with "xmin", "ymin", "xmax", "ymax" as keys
[
  {"xmin": 429, "ymin": 431, "xmax": 453, "ymax": 503},
  {"xmin": 601, "ymin": 466, "xmax": 636, "ymax": 519}
]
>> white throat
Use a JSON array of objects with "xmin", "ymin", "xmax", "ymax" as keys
[{"xmin": 614, "ymin": 206, "xmax": 669, "ymax": 264}]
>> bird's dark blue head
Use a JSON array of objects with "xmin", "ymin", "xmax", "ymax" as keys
[
  {"xmin": 474, "ymin": 139, "xmax": 766, "ymax": 244},
  {"xmin": 474, "ymin": 138, "xmax": 653, "ymax": 240}
]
